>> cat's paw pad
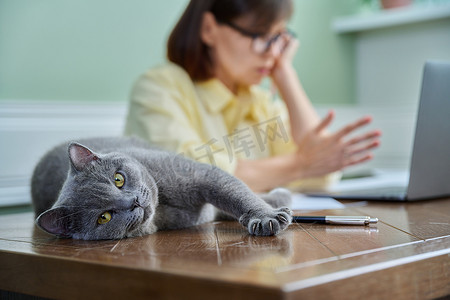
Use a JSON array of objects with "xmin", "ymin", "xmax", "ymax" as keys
[{"xmin": 241, "ymin": 207, "xmax": 292, "ymax": 236}]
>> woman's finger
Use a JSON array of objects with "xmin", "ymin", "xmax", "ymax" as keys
[
  {"xmin": 276, "ymin": 36, "xmax": 299, "ymax": 64},
  {"xmin": 346, "ymin": 140, "xmax": 380, "ymax": 157},
  {"xmin": 335, "ymin": 116, "xmax": 372, "ymax": 140},
  {"xmin": 345, "ymin": 153, "xmax": 374, "ymax": 167},
  {"xmin": 284, "ymin": 36, "xmax": 299, "ymax": 53},
  {"xmin": 344, "ymin": 130, "xmax": 381, "ymax": 147},
  {"xmin": 314, "ymin": 110, "xmax": 334, "ymax": 134}
]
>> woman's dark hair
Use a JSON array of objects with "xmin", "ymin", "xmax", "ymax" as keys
[{"xmin": 167, "ymin": 0, "xmax": 293, "ymax": 81}]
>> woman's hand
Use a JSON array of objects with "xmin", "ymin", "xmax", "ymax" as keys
[
  {"xmin": 271, "ymin": 34, "xmax": 299, "ymax": 79},
  {"xmin": 234, "ymin": 111, "xmax": 380, "ymax": 192},
  {"xmin": 293, "ymin": 110, "xmax": 381, "ymax": 178}
]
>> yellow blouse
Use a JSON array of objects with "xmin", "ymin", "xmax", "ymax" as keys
[{"xmin": 124, "ymin": 63, "xmax": 337, "ymax": 189}]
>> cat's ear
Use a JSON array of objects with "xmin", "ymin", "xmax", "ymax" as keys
[
  {"xmin": 36, "ymin": 207, "xmax": 73, "ymax": 238},
  {"xmin": 68, "ymin": 142, "xmax": 100, "ymax": 171}
]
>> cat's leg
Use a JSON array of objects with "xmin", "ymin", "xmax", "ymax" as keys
[
  {"xmin": 214, "ymin": 188, "xmax": 291, "ymax": 222},
  {"xmin": 198, "ymin": 165, "xmax": 292, "ymax": 236}
]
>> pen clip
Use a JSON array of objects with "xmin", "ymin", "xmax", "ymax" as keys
[{"xmin": 325, "ymin": 216, "xmax": 378, "ymax": 225}]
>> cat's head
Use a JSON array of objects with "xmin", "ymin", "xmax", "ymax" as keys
[{"xmin": 36, "ymin": 142, "xmax": 158, "ymax": 240}]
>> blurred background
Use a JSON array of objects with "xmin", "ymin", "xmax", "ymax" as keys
[{"xmin": 1, "ymin": 0, "xmax": 450, "ymax": 208}]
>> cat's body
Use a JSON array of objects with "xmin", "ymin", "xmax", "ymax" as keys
[{"xmin": 31, "ymin": 137, "xmax": 292, "ymax": 240}]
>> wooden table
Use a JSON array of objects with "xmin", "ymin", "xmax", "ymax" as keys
[{"xmin": 0, "ymin": 198, "xmax": 449, "ymax": 299}]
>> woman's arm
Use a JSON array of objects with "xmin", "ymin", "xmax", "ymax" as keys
[
  {"xmin": 271, "ymin": 64, "xmax": 320, "ymax": 144},
  {"xmin": 270, "ymin": 39, "xmax": 320, "ymax": 144},
  {"xmin": 234, "ymin": 153, "xmax": 298, "ymax": 193}
]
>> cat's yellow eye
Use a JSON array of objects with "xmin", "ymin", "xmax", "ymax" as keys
[
  {"xmin": 114, "ymin": 172, "xmax": 125, "ymax": 188},
  {"xmin": 98, "ymin": 212, "xmax": 112, "ymax": 225}
]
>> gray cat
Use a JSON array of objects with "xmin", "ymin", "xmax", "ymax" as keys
[{"xmin": 31, "ymin": 137, "xmax": 292, "ymax": 240}]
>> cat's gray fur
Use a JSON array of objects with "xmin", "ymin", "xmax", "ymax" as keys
[{"xmin": 31, "ymin": 137, "xmax": 292, "ymax": 240}]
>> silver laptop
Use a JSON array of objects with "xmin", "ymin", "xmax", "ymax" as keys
[{"xmin": 309, "ymin": 61, "xmax": 450, "ymax": 201}]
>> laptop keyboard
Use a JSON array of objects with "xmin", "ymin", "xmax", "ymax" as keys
[
  {"xmin": 328, "ymin": 186, "xmax": 408, "ymax": 200},
  {"xmin": 335, "ymin": 186, "xmax": 406, "ymax": 196}
]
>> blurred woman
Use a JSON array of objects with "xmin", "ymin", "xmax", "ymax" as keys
[{"xmin": 125, "ymin": 0, "xmax": 380, "ymax": 192}]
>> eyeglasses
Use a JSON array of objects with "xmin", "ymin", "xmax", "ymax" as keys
[{"xmin": 220, "ymin": 20, "xmax": 295, "ymax": 55}]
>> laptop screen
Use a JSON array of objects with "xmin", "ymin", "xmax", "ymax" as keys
[{"xmin": 407, "ymin": 61, "xmax": 450, "ymax": 200}]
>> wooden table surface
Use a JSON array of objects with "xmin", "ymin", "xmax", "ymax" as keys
[{"xmin": 0, "ymin": 198, "xmax": 449, "ymax": 299}]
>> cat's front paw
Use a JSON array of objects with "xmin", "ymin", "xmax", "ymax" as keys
[{"xmin": 239, "ymin": 207, "xmax": 292, "ymax": 236}]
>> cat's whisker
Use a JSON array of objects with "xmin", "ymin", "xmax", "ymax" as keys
[{"xmin": 149, "ymin": 177, "xmax": 163, "ymax": 193}]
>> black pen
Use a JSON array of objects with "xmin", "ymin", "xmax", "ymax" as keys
[{"xmin": 292, "ymin": 216, "xmax": 378, "ymax": 226}]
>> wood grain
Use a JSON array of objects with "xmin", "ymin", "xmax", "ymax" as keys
[{"xmin": 0, "ymin": 198, "xmax": 449, "ymax": 299}]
